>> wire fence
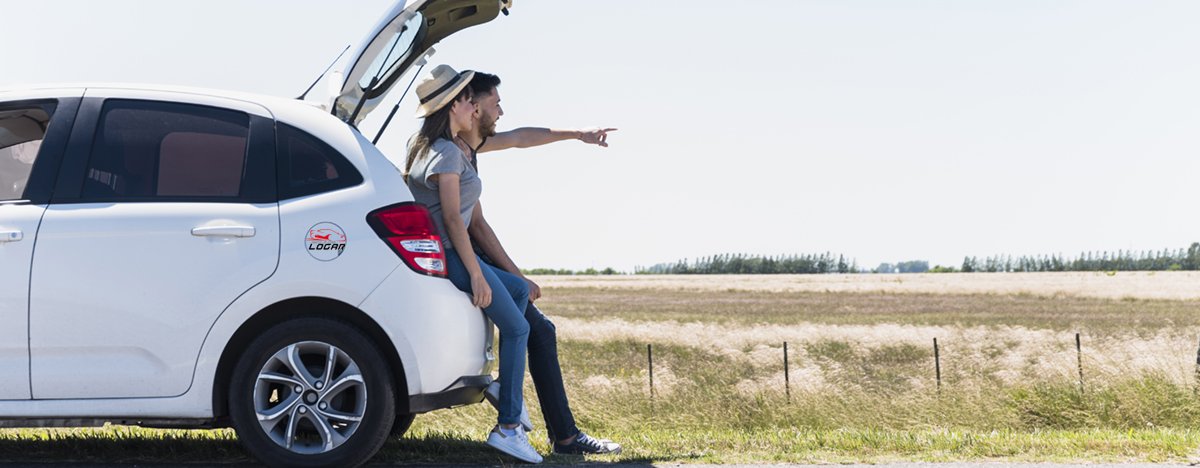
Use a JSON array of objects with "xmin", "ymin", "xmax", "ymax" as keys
[{"xmin": 636, "ymin": 333, "xmax": 1200, "ymax": 400}]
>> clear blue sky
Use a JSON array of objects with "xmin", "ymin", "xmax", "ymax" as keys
[{"xmin": 4, "ymin": 1, "xmax": 1199, "ymax": 271}]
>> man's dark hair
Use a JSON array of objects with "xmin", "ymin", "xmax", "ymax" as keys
[{"xmin": 467, "ymin": 71, "xmax": 501, "ymax": 97}]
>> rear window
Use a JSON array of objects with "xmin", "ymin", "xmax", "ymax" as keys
[
  {"xmin": 82, "ymin": 100, "xmax": 250, "ymax": 201},
  {"xmin": 0, "ymin": 105, "xmax": 55, "ymax": 201},
  {"xmin": 277, "ymin": 123, "xmax": 362, "ymax": 200}
]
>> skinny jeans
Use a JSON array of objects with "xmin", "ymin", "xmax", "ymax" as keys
[
  {"xmin": 474, "ymin": 256, "xmax": 581, "ymax": 441},
  {"xmin": 444, "ymin": 248, "xmax": 530, "ymax": 426}
]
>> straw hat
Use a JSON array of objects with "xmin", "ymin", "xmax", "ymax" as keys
[{"xmin": 414, "ymin": 64, "xmax": 476, "ymax": 118}]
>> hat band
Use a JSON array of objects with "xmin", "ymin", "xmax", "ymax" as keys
[{"xmin": 419, "ymin": 76, "xmax": 464, "ymax": 105}]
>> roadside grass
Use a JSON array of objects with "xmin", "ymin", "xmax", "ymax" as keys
[
  {"xmin": 3, "ymin": 425, "xmax": 1196, "ymax": 464},
  {"xmin": 0, "ymin": 426, "xmax": 246, "ymax": 463},
  {"xmin": 391, "ymin": 426, "xmax": 1200, "ymax": 464},
  {"xmin": 3, "ymin": 285, "xmax": 1200, "ymax": 464}
]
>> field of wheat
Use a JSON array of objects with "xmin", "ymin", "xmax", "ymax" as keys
[{"xmin": 4, "ymin": 272, "xmax": 1200, "ymax": 464}]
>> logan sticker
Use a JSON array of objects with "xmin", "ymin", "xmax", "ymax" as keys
[{"xmin": 306, "ymin": 222, "xmax": 347, "ymax": 261}]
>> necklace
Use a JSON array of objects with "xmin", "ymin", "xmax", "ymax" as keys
[{"xmin": 453, "ymin": 136, "xmax": 479, "ymax": 169}]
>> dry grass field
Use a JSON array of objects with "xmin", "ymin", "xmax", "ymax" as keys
[
  {"xmin": 4, "ymin": 272, "xmax": 1200, "ymax": 464},
  {"xmin": 535, "ymin": 271, "xmax": 1200, "ymax": 300}
]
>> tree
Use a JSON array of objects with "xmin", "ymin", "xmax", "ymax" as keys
[{"xmin": 1187, "ymin": 243, "xmax": 1200, "ymax": 270}]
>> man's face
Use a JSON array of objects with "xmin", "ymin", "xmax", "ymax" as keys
[{"xmin": 474, "ymin": 88, "xmax": 503, "ymax": 138}]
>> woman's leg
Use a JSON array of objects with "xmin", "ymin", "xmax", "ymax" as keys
[{"xmin": 444, "ymin": 249, "xmax": 530, "ymax": 426}]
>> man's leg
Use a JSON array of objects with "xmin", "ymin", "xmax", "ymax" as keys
[{"xmin": 523, "ymin": 301, "xmax": 580, "ymax": 442}]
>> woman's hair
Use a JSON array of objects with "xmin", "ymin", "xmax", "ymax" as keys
[{"xmin": 404, "ymin": 87, "xmax": 473, "ymax": 182}]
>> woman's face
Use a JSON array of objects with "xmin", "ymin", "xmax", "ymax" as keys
[{"xmin": 449, "ymin": 95, "xmax": 476, "ymax": 134}]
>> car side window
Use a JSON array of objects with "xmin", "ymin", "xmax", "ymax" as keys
[
  {"xmin": 0, "ymin": 104, "xmax": 56, "ymax": 201},
  {"xmin": 277, "ymin": 123, "xmax": 363, "ymax": 200},
  {"xmin": 81, "ymin": 100, "xmax": 251, "ymax": 201}
]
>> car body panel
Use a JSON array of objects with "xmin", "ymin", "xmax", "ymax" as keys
[
  {"xmin": 358, "ymin": 267, "xmax": 490, "ymax": 395},
  {"xmin": 29, "ymin": 202, "xmax": 281, "ymax": 399},
  {"xmin": 0, "ymin": 203, "xmax": 43, "ymax": 400}
]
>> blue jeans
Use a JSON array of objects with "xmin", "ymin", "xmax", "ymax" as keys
[
  {"xmin": 522, "ymin": 301, "xmax": 581, "ymax": 442},
  {"xmin": 472, "ymin": 255, "xmax": 581, "ymax": 442},
  {"xmin": 444, "ymin": 248, "xmax": 530, "ymax": 426}
]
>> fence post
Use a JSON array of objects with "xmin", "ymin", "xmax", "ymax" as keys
[
  {"xmin": 1076, "ymin": 333, "xmax": 1084, "ymax": 395},
  {"xmin": 1194, "ymin": 337, "xmax": 1200, "ymax": 395},
  {"xmin": 647, "ymin": 344, "xmax": 654, "ymax": 399},
  {"xmin": 934, "ymin": 338, "xmax": 941, "ymax": 393},
  {"xmin": 782, "ymin": 340, "xmax": 792, "ymax": 403}
]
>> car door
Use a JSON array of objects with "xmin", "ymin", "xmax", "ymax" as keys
[
  {"xmin": 28, "ymin": 91, "xmax": 279, "ymax": 399},
  {"xmin": 0, "ymin": 95, "xmax": 80, "ymax": 400}
]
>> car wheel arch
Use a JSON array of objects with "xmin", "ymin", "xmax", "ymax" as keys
[{"xmin": 210, "ymin": 296, "xmax": 411, "ymax": 422}]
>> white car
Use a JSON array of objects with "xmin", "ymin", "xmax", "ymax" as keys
[{"xmin": 0, "ymin": 1, "xmax": 511, "ymax": 466}]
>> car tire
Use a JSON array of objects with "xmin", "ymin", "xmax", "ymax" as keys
[
  {"xmin": 391, "ymin": 413, "xmax": 416, "ymax": 437},
  {"xmin": 228, "ymin": 317, "xmax": 396, "ymax": 468}
]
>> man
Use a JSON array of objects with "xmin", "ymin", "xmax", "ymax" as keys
[{"xmin": 461, "ymin": 70, "xmax": 621, "ymax": 455}]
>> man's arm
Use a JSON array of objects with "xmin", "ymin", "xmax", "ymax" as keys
[
  {"xmin": 467, "ymin": 202, "xmax": 541, "ymax": 300},
  {"xmin": 478, "ymin": 127, "xmax": 617, "ymax": 153}
]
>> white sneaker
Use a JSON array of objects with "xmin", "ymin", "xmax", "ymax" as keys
[
  {"xmin": 484, "ymin": 381, "xmax": 534, "ymax": 432},
  {"xmin": 486, "ymin": 425, "xmax": 543, "ymax": 464}
]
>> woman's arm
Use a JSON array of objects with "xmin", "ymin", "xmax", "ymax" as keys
[
  {"xmin": 468, "ymin": 202, "xmax": 541, "ymax": 301},
  {"xmin": 434, "ymin": 173, "xmax": 492, "ymax": 308},
  {"xmin": 478, "ymin": 127, "xmax": 617, "ymax": 153}
]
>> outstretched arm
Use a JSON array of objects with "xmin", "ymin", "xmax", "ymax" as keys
[
  {"xmin": 468, "ymin": 201, "xmax": 541, "ymax": 301},
  {"xmin": 478, "ymin": 127, "xmax": 617, "ymax": 153}
]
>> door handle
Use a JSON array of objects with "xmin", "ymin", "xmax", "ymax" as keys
[
  {"xmin": 0, "ymin": 230, "xmax": 22, "ymax": 243},
  {"xmin": 191, "ymin": 226, "xmax": 256, "ymax": 238}
]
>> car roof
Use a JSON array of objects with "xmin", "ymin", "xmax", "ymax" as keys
[{"xmin": 0, "ymin": 82, "xmax": 324, "ymax": 117}]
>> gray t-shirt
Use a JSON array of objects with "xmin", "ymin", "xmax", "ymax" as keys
[{"xmin": 406, "ymin": 138, "xmax": 481, "ymax": 250}]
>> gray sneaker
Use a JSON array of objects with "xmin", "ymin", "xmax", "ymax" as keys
[
  {"xmin": 552, "ymin": 432, "xmax": 622, "ymax": 455},
  {"xmin": 484, "ymin": 381, "xmax": 534, "ymax": 432}
]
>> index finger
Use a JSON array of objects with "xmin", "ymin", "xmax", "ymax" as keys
[{"xmin": 600, "ymin": 128, "xmax": 618, "ymax": 133}]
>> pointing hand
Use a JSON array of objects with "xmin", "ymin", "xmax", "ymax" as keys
[{"xmin": 579, "ymin": 128, "xmax": 618, "ymax": 147}]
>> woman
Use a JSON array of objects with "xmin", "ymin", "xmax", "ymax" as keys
[{"xmin": 403, "ymin": 64, "xmax": 541, "ymax": 464}]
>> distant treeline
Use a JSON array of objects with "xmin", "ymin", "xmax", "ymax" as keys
[
  {"xmin": 635, "ymin": 253, "xmax": 860, "ymax": 275},
  {"xmin": 629, "ymin": 242, "xmax": 1200, "ymax": 275},
  {"xmin": 521, "ymin": 267, "xmax": 620, "ymax": 275},
  {"xmin": 956, "ymin": 242, "xmax": 1200, "ymax": 273}
]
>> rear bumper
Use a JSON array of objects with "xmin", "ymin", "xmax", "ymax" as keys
[
  {"xmin": 359, "ymin": 270, "xmax": 492, "ymax": 396},
  {"xmin": 407, "ymin": 374, "xmax": 492, "ymax": 414}
]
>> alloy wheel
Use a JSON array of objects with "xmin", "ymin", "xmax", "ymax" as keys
[{"xmin": 253, "ymin": 340, "xmax": 367, "ymax": 455}]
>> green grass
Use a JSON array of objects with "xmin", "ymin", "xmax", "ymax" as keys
[
  {"xmin": 3, "ymin": 422, "xmax": 1197, "ymax": 464},
  {"xmin": 389, "ymin": 426, "xmax": 1200, "ymax": 464}
]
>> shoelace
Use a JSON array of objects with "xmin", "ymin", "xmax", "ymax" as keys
[{"xmin": 575, "ymin": 433, "xmax": 606, "ymax": 451}]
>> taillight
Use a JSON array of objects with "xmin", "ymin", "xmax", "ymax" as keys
[{"xmin": 367, "ymin": 203, "xmax": 447, "ymax": 277}]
